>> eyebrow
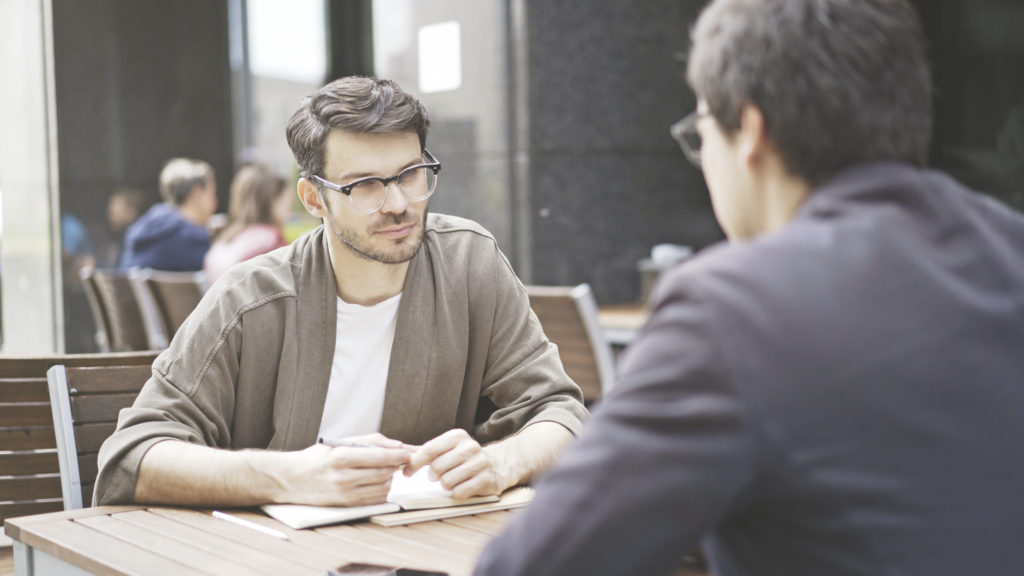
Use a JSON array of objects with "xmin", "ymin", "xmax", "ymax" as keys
[{"xmin": 332, "ymin": 157, "xmax": 424, "ymax": 182}]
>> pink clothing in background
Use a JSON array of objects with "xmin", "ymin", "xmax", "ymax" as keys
[{"xmin": 203, "ymin": 224, "xmax": 288, "ymax": 283}]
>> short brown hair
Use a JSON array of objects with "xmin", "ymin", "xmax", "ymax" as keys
[
  {"xmin": 285, "ymin": 76, "xmax": 430, "ymax": 180},
  {"xmin": 688, "ymin": 0, "xmax": 932, "ymax": 186}
]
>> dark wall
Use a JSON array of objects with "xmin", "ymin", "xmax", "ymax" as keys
[
  {"xmin": 913, "ymin": 0, "xmax": 1024, "ymax": 213},
  {"xmin": 53, "ymin": 0, "xmax": 234, "ymax": 218},
  {"xmin": 52, "ymin": 0, "xmax": 233, "ymax": 351},
  {"xmin": 524, "ymin": 0, "xmax": 723, "ymax": 303}
]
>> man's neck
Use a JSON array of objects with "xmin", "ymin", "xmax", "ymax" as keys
[
  {"xmin": 177, "ymin": 202, "xmax": 208, "ymax": 227},
  {"xmin": 759, "ymin": 175, "xmax": 810, "ymax": 235},
  {"xmin": 743, "ymin": 155, "xmax": 812, "ymax": 240},
  {"xmin": 330, "ymin": 241, "xmax": 410, "ymax": 306}
]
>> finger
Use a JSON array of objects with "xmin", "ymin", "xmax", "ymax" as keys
[
  {"xmin": 448, "ymin": 471, "xmax": 499, "ymax": 499},
  {"xmin": 407, "ymin": 429, "xmax": 471, "ymax": 471},
  {"xmin": 345, "ymin": 433, "xmax": 404, "ymax": 449},
  {"xmin": 427, "ymin": 440, "xmax": 480, "ymax": 480},
  {"xmin": 437, "ymin": 453, "xmax": 488, "ymax": 491},
  {"xmin": 330, "ymin": 447, "xmax": 409, "ymax": 468}
]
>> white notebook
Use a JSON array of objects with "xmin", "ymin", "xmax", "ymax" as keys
[{"xmin": 261, "ymin": 467, "xmax": 498, "ymax": 529}]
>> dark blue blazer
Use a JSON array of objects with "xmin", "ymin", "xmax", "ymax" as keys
[{"xmin": 476, "ymin": 162, "xmax": 1024, "ymax": 576}]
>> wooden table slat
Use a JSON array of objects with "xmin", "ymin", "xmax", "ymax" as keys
[
  {"xmin": 6, "ymin": 504, "xmax": 508, "ymax": 576},
  {"xmin": 354, "ymin": 523, "xmax": 481, "ymax": 560},
  {"xmin": 406, "ymin": 519, "xmax": 496, "ymax": 547},
  {"xmin": 12, "ymin": 511, "xmax": 215, "ymax": 576},
  {"xmin": 191, "ymin": 509, "xmax": 435, "ymax": 572},
  {"xmin": 77, "ymin": 514, "xmax": 283, "ymax": 576},
  {"xmin": 311, "ymin": 522, "xmax": 448, "ymax": 569},
  {"xmin": 442, "ymin": 514, "xmax": 508, "ymax": 536},
  {"xmin": 353, "ymin": 522, "xmax": 478, "ymax": 562},
  {"xmin": 148, "ymin": 508, "xmax": 347, "ymax": 568},
  {"xmin": 114, "ymin": 509, "xmax": 325, "ymax": 574}
]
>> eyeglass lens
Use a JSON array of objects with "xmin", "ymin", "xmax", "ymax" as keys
[{"xmin": 349, "ymin": 166, "xmax": 438, "ymax": 213}]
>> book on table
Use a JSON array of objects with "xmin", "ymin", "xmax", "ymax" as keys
[{"xmin": 261, "ymin": 466, "xmax": 526, "ymax": 529}]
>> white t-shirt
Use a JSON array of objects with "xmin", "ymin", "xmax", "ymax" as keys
[{"xmin": 317, "ymin": 293, "xmax": 402, "ymax": 441}]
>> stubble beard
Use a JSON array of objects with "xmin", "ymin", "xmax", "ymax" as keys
[{"xmin": 325, "ymin": 207, "xmax": 428, "ymax": 265}]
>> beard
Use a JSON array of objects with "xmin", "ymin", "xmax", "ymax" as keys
[{"xmin": 323, "ymin": 204, "xmax": 429, "ymax": 265}]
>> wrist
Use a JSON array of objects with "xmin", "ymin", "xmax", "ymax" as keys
[
  {"xmin": 244, "ymin": 449, "xmax": 293, "ymax": 503},
  {"xmin": 484, "ymin": 441, "xmax": 523, "ymax": 491}
]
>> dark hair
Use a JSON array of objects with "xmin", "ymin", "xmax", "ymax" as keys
[
  {"xmin": 219, "ymin": 163, "xmax": 288, "ymax": 243},
  {"xmin": 687, "ymin": 0, "xmax": 932, "ymax": 186},
  {"xmin": 285, "ymin": 76, "xmax": 430, "ymax": 180},
  {"xmin": 159, "ymin": 158, "xmax": 214, "ymax": 205}
]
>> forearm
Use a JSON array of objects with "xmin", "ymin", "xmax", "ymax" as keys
[
  {"xmin": 484, "ymin": 421, "xmax": 574, "ymax": 490},
  {"xmin": 135, "ymin": 440, "xmax": 293, "ymax": 506}
]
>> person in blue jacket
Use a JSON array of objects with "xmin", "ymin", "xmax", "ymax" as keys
[{"xmin": 121, "ymin": 158, "xmax": 217, "ymax": 271}]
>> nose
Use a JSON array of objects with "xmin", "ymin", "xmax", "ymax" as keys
[{"xmin": 378, "ymin": 181, "xmax": 410, "ymax": 214}]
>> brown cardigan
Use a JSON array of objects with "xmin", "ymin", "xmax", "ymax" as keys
[{"xmin": 94, "ymin": 213, "xmax": 587, "ymax": 505}]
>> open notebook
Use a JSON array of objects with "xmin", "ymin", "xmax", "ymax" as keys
[{"xmin": 261, "ymin": 466, "xmax": 500, "ymax": 529}]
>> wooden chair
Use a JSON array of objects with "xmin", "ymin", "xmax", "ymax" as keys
[
  {"xmin": 0, "ymin": 352, "xmax": 157, "ymax": 526},
  {"xmin": 129, "ymin": 268, "xmax": 208, "ymax": 346},
  {"xmin": 526, "ymin": 283, "xmax": 616, "ymax": 404},
  {"xmin": 80, "ymin": 268, "xmax": 156, "ymax": 352},
  {"xmin": 46, "ymin": 363, "xmax": 154, "ymax": 509}
]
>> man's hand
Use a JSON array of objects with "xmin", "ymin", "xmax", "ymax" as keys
[
  {"xmin": 405, "ymin": 429, "xmax": 511, "ymax": 499},
  {"xmin": 285, "ymin": 433, "xmax": 411, "ymax": 506}
]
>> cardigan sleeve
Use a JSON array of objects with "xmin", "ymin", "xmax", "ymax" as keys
[{"xmin": 471, "ymin": 247, "xmax": 589, "ymax": 443}]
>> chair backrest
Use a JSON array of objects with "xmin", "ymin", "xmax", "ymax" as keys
[
  {"xmin": 80, "ymin": 268, "xmax": 111, "ymax": 352},
  {"xmin": 130, "ymin": 268, "xmax": 207, "ymax": 343},
  {"xmin": 526, "ymin": 283, "xmax": 616, "ymax": 403},
  {"xmin": 47, "ymin": 364, "xmax": 154, "ymax": 509},
  {"xmin": 0, "ymin": 352, "xmax": 157, "ymax": 525},
  {"xmin": 82, "ymin": 268, "xmax": 156, "ymax": 352}
]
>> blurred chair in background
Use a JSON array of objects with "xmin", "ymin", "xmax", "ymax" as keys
[
  {"xmin": 129, "ymin": 268, "xmax": 208, "ymax": 347},
  {"xmin": 80, "ymin": 268, "xmax": 151, "ymax": 352},
  {"xmin": 526, "ymin": 283, "xmax": 616, "ymax": 405},
  {"xmin": 81, "ymin": 267, "xmax": 209, "ymax": 352}
]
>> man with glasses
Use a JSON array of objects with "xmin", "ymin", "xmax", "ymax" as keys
[
  {"xmin": 95, "ymin": 77, "xmax": 586, "ymax": 508},
  {"xmin": 477, "ymin": 0, "xmax": 1024, "ymax": 575}
]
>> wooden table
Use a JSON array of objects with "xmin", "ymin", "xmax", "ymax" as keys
[
  {"xmin": 597, "ymin": 303, "xmax": 650, "ymax": 347},
  {"xmin": 5, "ymin": 505, "xmax": 513, "ymax": 575}
]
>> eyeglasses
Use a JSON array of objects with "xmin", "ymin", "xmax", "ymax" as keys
[
  {"xmin": 670, "ymin": 111, "xmax": 709, "ymax": 168},
  {"xmin": 312, "ymin": 148, "xmax": 442, "ymax": 214}
]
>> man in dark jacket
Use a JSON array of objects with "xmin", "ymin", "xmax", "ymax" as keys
[
  {"xmin": 476, "ymin": 0, "xmax": 1024, "ymax": 575},
  {"xmin": 120, "ymin": 157, "xmax": 216, "ymax": 271}
]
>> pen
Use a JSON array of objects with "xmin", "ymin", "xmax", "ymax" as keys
[
  {"xmin": 317, "ymin": 437, "xmax": 374, "ymax": 448},
  {"xmin": 212, "ymin": 510, "xmax": 289, "ymax": 540}
]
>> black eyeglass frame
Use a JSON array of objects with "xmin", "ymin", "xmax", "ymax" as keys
[
  {"xmin": 670, "ymin": 111, "xmax": 710, "ymax": 168},
  {"xmin": 311, "ymin": 148, "xmax": 442, "ymax": 213}
]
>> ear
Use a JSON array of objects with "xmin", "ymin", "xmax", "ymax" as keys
[
  {"xmin": 736, "ymin": 104, "xmax": 769, "ymax": 168},
  {"xmin": 297, "ymin": 178, "xmax": 326, "ymax": 218}
]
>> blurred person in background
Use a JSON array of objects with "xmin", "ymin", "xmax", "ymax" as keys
[
  {"xmin": 204, "ymin": 163, "xmax": 291, "ymax": 283},
  {"xmin": 476, "ymin": 0, "xmax": 1024, "ymax": 575},
  {"xmin": 91, "ymin": 187, "xmax": 142, "ymax": 268},
  {"xmin": 120, "ymin": 158, "xmax": 217, "ymax": 271},
  {"xmin": 61, "ymin": 211, "xmax": 97, "ymax": 351}
]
